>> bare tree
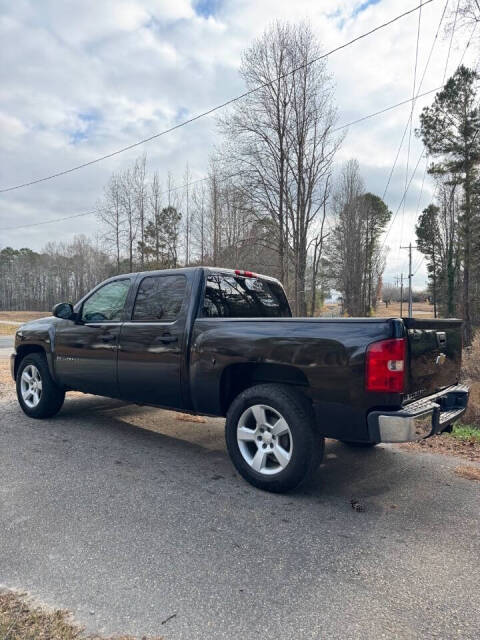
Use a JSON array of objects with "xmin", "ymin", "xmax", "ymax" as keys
[
  {"xmin": 191, "ymin": 182, "xmax": 208, "ymax": 264},
  {"xmin": 134, "ymin": 154, "xmax": 147, "ymax": 269},
  {"xmin": 308, "ymin": 175, "xmax": 330, "ymax": 315},
  {"xmin": 220, "ymin": 21, "xmax": 341, "ymax": 314},
  {"xmin": 96, "ymin": 172, "xmax": 124, "ymax": 274},
  {"xmin": 328, "ymin": 160, "xmax": 365, "ymax": 316},
  {"xmin": 183, "ymin": 163, "xmax": 192, "ymax": 265},
  {"xmin": 120, "ymin": 167, "xmax": 138, "ymax": 273},
  {"xmin": 146, "ymin": 170, "xmax": 163, "ymax": 266},
  {"xmin": 0, "ymin": 237, "xmax": 111, "ymax": 311},
  {"xmin": 327, "ymin": 160, "xmax": 390, "ymax": 316}
]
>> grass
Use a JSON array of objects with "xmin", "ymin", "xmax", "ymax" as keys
[
  {"xmin": 373, "ymin": 300, "xmax": 434, "ymax": 318},
  {"xmin": 0, "ymin": 323, "xmax": 19, "ymax": 336},
  {"xmin": 449, "ymin": 423, "xmax": 480, "ymax": 443},
  {"xmin": 0, "ymin": 311, "xmax": 49, "ymax": 322},
  {"xmin": 319, "ymin": 301, "xmax": 434, "ymax": 318},
  {"xmin": 0, "ymin": 591, "xmax": 163, "ymax": 640}
]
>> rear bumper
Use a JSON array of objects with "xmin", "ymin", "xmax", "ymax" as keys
[
  {"xmin": 10, "ymin": 352, "xmax": 16, "ymax": 380},
  {"xmin": 367, "ymin": 384, "xmax": 469, "ymax": 443}
]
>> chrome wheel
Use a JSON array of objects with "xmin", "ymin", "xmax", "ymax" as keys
[
  {"xmin": 237, "ymin": 404, "xmax": 293, "ymax": 475},
  {"xmin": 20, "ymin": 364, "xmax": 43, "ymax": 408}
]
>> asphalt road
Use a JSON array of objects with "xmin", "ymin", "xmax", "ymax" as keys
[
  {"xmin": 1, "ymin": 392, "xmax": 479, "ymax": 640},
  {"xmin": 0, "ymin": 335, "xmax": 13, "ymax": 348}
]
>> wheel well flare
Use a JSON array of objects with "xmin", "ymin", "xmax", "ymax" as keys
[
  {"xmin": 220, "ymin": 363, "xmax": 309, "ymax": 415},
  {"xmin": 14, "ymin": 345, "xmax": 45, "ymax": 378}
]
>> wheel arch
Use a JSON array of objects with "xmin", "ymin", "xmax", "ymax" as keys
[
  {"xmin": 219, "ymin": 362, "xmax": 310, "ymax": 416},
  {"xmin": 14, "ymin": 344, "xmax": 49, "ymax": 380}
]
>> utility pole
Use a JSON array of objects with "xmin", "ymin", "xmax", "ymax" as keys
[
  {"xmin": 400, "ymin": 243, "xmax": 416, "ymax": 318},
  {"xmin": 400, "ymin": 274, "xmax": 404, "ymax": 317},
  {"xmin": 395, "ymin": 274, "xmax": 405, "ymax": 317}
]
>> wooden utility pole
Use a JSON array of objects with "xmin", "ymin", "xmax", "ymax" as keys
[
  {"xmin": 401, "ymin": 243, "xmax": 416, "ymax": 317},
  {"xmin": 395, "ymin": 274, "xmax": 405, "ymax": 317}
]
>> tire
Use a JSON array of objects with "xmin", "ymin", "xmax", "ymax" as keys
[
  {"xmin": 225, "ymin": 384, "xmax": 324, "ymax": 493},
  {"xmin": 16, "ymin": 353, "xmax": 65, "ymax": 419},
  {"xmin": 340, "ymin": 440, "xmax": 377, "ymax": 448}
]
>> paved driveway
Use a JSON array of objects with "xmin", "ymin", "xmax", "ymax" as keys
[{"xmin": 0, "ymin": 393, "xmax": 479, "ymax": 639}]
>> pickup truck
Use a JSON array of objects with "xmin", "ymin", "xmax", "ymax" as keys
[{"xmin": 11, "ymin": 267, "xmax": 469, "ymax": 492}]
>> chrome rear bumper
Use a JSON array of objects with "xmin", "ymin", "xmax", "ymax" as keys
[{"xmin": 368, "ymin": 384, "xmax": 469, "ymax": 443}]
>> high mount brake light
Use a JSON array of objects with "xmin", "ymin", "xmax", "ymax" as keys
[
  {"xmin": 365, "ymin": 338, "xmax": 406, "ymax": 393},
  {"xmin": 234, "ymin": 269, "xmax": 257, "ymax": 278}
]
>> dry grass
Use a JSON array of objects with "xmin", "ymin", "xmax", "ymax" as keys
[
  {"xmin": 0, "ymin": 323, "xmax": 18, "ymax": 336},
  {"xmin": 461, "ymin": 335, "xmax": 480, "ymax": 428},
  {"xmin": 0, "ymin": 311, "xmax": 49, "ymax": 322},
  {"xmin": 454, "ymin": 465, "xmax": 480, "ymax": 481},
  {"xmin": 374, "ymin": 301, "xmax": 434, "ymax": 318},
  {"xmin": 175, "ymin": 412, "xmax": 207, "ymax": 423},
  {"xmin": 0, "ymin": 591, "xmax": 163, "ymax": 640},
  {"xmin": 402, "ymin": 430, "xmax": 480, "ymax": 463},
  {"xmin": 319, "ymin": 301, "xmax": 434, "ymax": 318}
]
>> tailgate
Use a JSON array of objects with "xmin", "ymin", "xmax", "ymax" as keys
[{"xmin": 403, "ymin": 318, "xmax": 462, "ymax": 402}]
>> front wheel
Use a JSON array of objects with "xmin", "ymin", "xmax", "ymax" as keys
[
  {"xmin": 225, "ymin": 384, "xmax": 324, "ymax": 493},
  {"xmin": 16, "ymin": 353, "xmax": 65, "ymax": 419}
]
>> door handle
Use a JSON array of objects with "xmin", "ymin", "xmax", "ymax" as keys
[
  {"xmin": 157, "ymin": 334, "xmax": 178, "ymax": 344},
  {"xmin": 101, "ymin": 334, "xmax": 116, "ymax": 343}
]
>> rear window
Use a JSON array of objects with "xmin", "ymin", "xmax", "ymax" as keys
[{"xmin": 201, "ymin": 273, "xmax": 291, "ymax": 318}]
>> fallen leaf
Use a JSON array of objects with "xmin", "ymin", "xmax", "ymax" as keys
[
  {"xmin": 454, "ymin": 465, "xmax": 480, "ymax": 481},
  {"xmin": 175, "ymin": 413, "xmax": 207, "ymax": 423}
]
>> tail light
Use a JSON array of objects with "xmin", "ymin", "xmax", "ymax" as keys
[{"xmin": 366, "ymin": 338, "xmax": 406, "ymax": 393}]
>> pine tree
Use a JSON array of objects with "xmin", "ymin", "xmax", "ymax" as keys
[{"xmin": 418, "ymin": 66, "xmax": 480, "ymax": 343}]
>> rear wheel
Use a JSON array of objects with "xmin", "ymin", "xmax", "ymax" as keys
[
  {"xmin": 225, "ymin": 384, "xmax": 324, "ymax": 493},
  {"xmin": 16, "ymin": 353, "xmax": 65, "ymax": 419}
]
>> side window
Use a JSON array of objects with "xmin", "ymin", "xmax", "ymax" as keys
[
  {"xmin": 81, "ymin": 280, "xmax": 130, "ymax": 323},
  {"xmin": 133, "ymin": 275, "xmax": 186, "ymax": 322}
]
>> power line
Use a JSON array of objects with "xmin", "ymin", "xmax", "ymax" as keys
[
  {"xmin": 0, "ymin": 1, "xmax": 434, "ymax": 195},
  {"xmin": 413, "ymin": 255, "xmax": 425, "ymax": 275},
  {"xmin": 458, "ymin": 20, "xmax": 479, "ymax": 67},
  {"xmin": 414, "ymin": 156, "xmax": 428, "ymax": 216},
  {"xmin": 0, "ymin": 86, "xmax": 443, "ymax": 233},
  {"xmin": 381, "ymin": 149, "xmax": 425, "ymax": 251},
  {"xmin": 443, "ymin": 0, "xmax": 461, "ymax": 83},
  {"xmin": 333, "ymin": 86, "xmax": 441, "ymax": 131},
  {"xmin": 399, "ymin": 0, "xmax": 424, "ymax": 261},
  {"xmin": 382, "ymin": 0, "xmax": 449, "ymax": 201},
  {"xmin": 0, "ymin": 210, "xmax": 97, "ymax": 232},
  {"xmin": 383, "ymin": 1, "xmax": 474, "ymax": 265}
]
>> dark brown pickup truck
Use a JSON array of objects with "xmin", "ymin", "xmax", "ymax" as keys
[{"xmin": 11, "ymin": 267, "xmax": 469, "ymax": 492}]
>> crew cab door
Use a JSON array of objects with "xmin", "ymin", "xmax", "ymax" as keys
[
  {"xmin": 117, "ymin": 273, "xmax": 187, "ymax": 409},
  {"xmin": 54, "ymin": 278, "xmax": 131, "ymax": 396}
]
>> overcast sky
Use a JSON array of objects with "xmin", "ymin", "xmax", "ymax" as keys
[{"xmin": 0, "ymin": 0, "xmax": 476, "ymax": 288}]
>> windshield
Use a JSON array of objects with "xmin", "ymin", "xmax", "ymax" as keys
[{"xmin": 201, "ymin": 273, "xmax": 291, "ymax": 318}]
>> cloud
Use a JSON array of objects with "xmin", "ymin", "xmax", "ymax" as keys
[{"xmin": 0, "ymin": 0, "xmax": 476, "ymax": 291}]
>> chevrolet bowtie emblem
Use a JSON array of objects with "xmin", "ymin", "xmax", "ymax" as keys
[{"xmin": 436, "ymin": 353, "xmax": 447, "ymax": 365}]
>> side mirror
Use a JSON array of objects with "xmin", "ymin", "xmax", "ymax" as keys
[{"xmin": 52, "ymin": 302, "xmax": 74, "ymax": 320}]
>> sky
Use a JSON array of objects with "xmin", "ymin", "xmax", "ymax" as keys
[{"xmin": 0, "ymin": 0, "xmax": 477, "ymax": 289}]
